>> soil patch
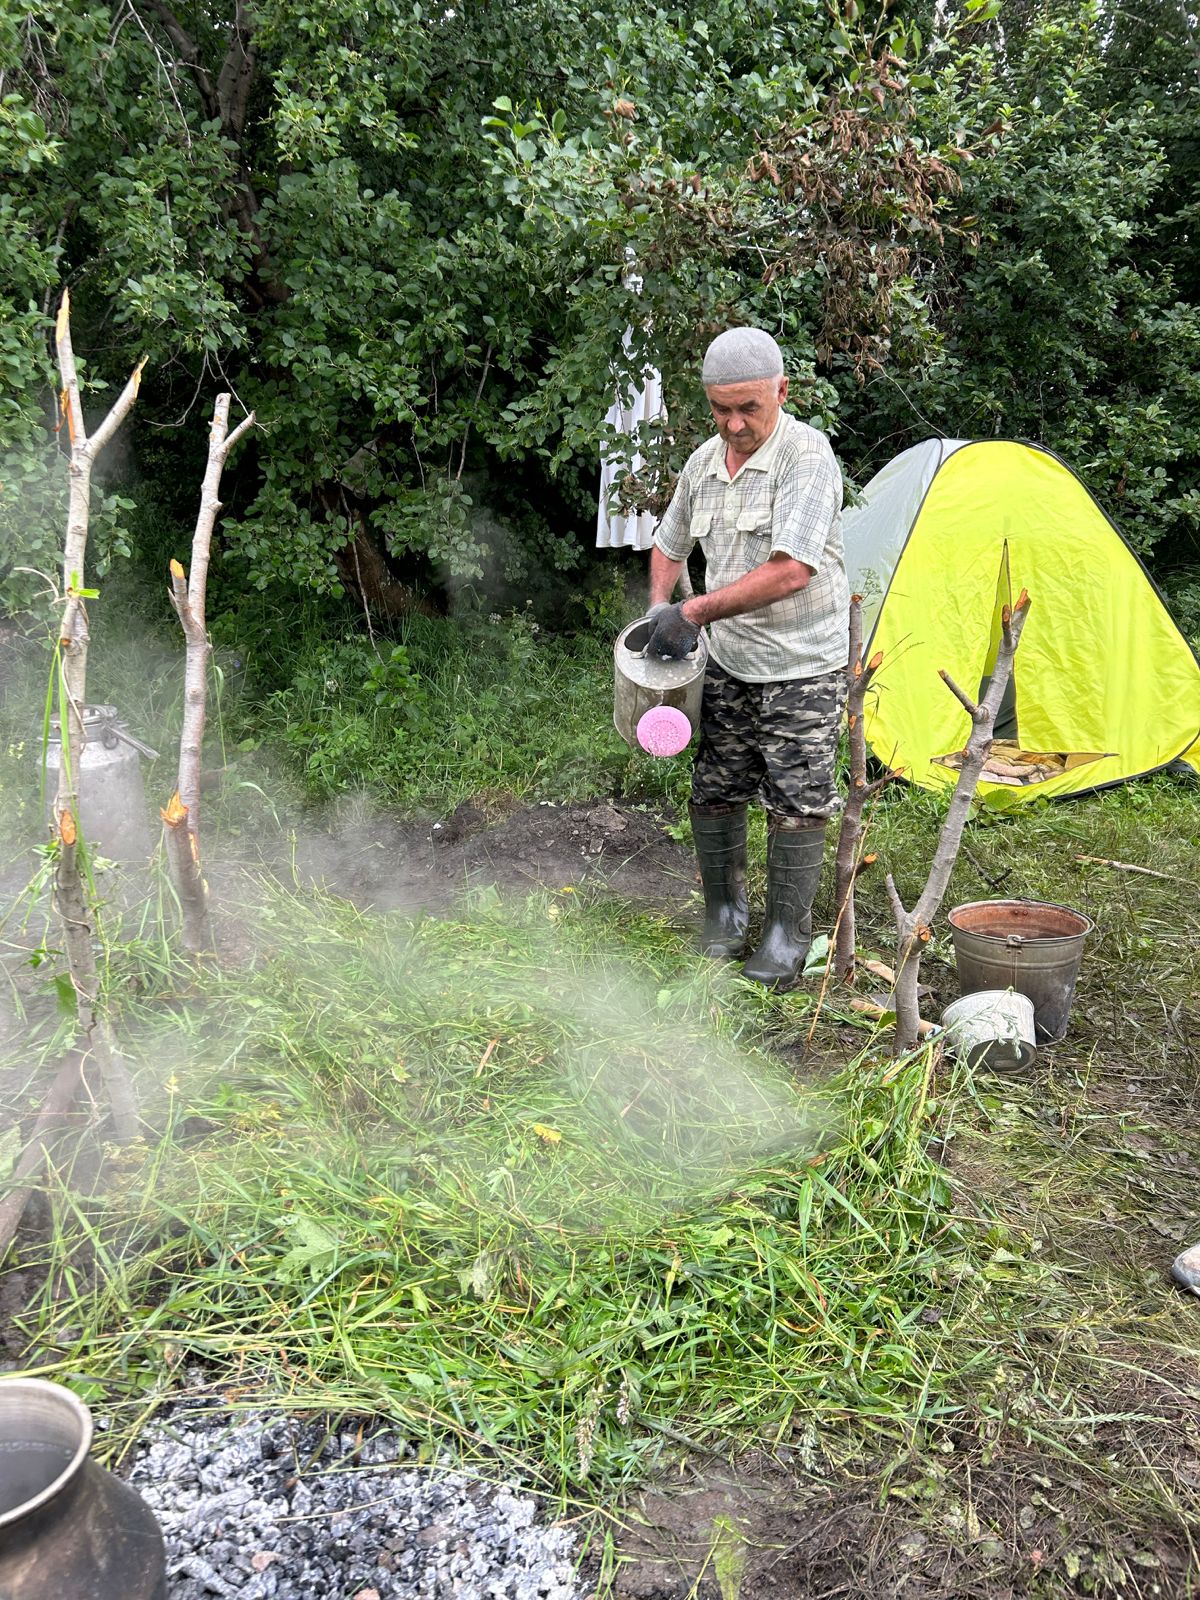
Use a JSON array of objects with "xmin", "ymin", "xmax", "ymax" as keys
[
  {"xmin": 605, "ymin": 1444, "xmax": 1197, "ymax": 1600},
  {"xmin": 290, "ymin": 798, "xmax": 696, "ymax": 916}
]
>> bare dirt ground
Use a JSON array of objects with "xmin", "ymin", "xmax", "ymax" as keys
[
  {"xmin": 288, "ymin": 796, "xmax": 697, "ymax": 915},
  {"xmin": 605, "ymin": 1434, "xmax": 1198, "ymax": 1600}
]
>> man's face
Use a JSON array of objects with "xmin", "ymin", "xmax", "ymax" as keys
[{"xmin": 705, "ymin": 375, "xmax": 788, "ymax": 457}]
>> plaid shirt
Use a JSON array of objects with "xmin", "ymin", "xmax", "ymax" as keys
[{"xmin": 654, "ymin": 412, "xmax": 849, "ymax": 681}]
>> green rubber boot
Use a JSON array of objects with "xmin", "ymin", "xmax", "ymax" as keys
[
  {"xmin": 741, "ymin": 817, "xmax": 826, "ymax": 990},
  {"xmin": 689, "ymin": 802, "xmax": 749, "ymax": 960}
]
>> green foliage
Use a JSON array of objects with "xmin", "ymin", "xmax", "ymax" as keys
[
  {"xmin": 1, "ymin": 0, "xmax": 1197, "ymax": 629},
  {"xmin": 0, "ymin": 0, "xmax": 1026, "ymax": 619},
  {"xmin": 1159, "ymin": 564, "xmax": 1200, "ymax": 645},
  {"xmin": 0, "ymin": 84, "xmax": 64, "ymax": 592},
  {"xmin": 250, "ymin": 612, "xmax": 675, "ymax": 807},
  {"xmin": 850, "ymin": 2, "xmax": 1200, "ymax": 570}
]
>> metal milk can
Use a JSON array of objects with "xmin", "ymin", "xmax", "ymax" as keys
[
  {"xmin": 613, "ymin": 616, "xmax": 708, "ymax": 751},
  {"xmin": 0, "ymin": 1378, "xmax": 167, "ymax": 1600},
  {"xmin": 44, "ymin": 704, "xmax": 157, "ymax": 862}
]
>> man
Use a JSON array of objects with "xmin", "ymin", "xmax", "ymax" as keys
[{"xmin": 645, "ymin": 326, "xmax": 849, "ymax": 990}]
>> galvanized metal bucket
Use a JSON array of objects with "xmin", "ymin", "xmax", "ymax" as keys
[
  {"xmin": 613, "ymin": 617, "xmax": 707, "ymax": 753},
  {"xmin": 948, "ymin": 898, "xmax": 1093, "ymax": 1044},
  {"xmin": 942, "ymin": 988, "xmax": 1036, "ymax": 1071}
]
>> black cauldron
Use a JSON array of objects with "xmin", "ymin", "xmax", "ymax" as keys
[{"xmin": 0, "ymin": 1378, "xmax": 166, "ymax": 1599}]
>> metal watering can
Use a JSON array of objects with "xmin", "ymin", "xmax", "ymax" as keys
[{"xmin": 613, "ymin": 616, "xmax": 708, "ymax": 756}]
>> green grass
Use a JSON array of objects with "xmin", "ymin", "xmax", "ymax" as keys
[
  {"xmin": 8, "ymin": 882, "xmax": 1012, "ymax": 1493},
  {"xmin": 245, "ymin": 613, "xmax": 664, "ymax": 808},
  {"xmin": 4, "ymin": 826, "xmax": 1194, "ymax": 1595}
]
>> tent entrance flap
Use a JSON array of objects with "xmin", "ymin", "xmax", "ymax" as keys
[
  {"xmin": 977, "ymin": 542, "xmax": 1018, "ymax": 742},
  {"xmin": 929, "ymin": 541, "xmax": 1112, "ymax": 785},
  {"xmin": 932, "ymin": 742, "xmax": 1111, "ymax": 787}
]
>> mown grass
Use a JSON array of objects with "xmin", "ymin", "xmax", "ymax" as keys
[
  {"xmin": 8, "ymin": 882, "xmax": 1023, "ymax": 1495},
  {"xmin": 4, "ymin": 828, "xmax": 1195, "ymax": 1595}
]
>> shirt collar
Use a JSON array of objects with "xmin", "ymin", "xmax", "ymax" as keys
[{"xmin": 705, "ymin": 409, "xmax": 788, "ymax": 483}]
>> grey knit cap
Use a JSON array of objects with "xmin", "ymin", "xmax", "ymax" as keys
[{"xmin": 701, "ymin": 327, "xmax": 784, "ymax": 387}]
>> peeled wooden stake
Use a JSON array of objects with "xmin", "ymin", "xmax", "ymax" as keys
[
  {"xmin": 50, "ymin": 290, "xmax": 142, "ymax": 1143},
  {"xmin": 164, "ymin": 394, "xmax": 256, "ymax": 953}
]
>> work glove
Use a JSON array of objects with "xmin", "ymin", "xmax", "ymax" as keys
[{"xmin": 644, "ymin": 601, "xmax": 701, "ymax": 660}]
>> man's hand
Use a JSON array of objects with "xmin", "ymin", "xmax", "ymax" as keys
[{"xmin": 644, "ymin": 602, "xmax": 701, "ymax": 660}]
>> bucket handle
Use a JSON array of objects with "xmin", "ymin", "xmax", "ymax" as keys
[
  {"xmin": 638, "ymin": 643, "xmax": 704, "ymax": 664},
  {"xmin": 1005, "ymin": 934, "xmax": 1024, "ymax": 950},
  {"xmin": 112, "ymin": 726, "xmax": 160, "ymax": 761}
]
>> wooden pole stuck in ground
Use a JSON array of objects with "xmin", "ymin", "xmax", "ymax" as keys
[
  {"xmin": 52, "ymin": 291, "xmax": 144, "ymax": 1141},
  {"xmin": 886, "ymin": 589, "xmax": 1032, "ymax": 1052},
  {"xmin": 832, "ymin": 595, "xmax": 890, "ymax": 981},
  {"xmin": 163, "ymin": 394, "xmax": 255, "ymax": 952}
]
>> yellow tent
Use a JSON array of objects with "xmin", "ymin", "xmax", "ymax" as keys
[{"xmin": 843, "ymin": 439, "xmax": 1200, "ymax": 805}]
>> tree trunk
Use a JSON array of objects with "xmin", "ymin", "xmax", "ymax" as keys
[
  {"xmin": 164, "ymin": 394, "xmax": 255, "ymax": 952},
  {"xmin": 53, "ymin": 291, "xmax": 144, "ymax": 1141},
  {"xmin": 887, "ymin": 590, "xmax": 1032, "ymax": 1052}
]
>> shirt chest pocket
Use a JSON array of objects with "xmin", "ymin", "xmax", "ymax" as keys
[
  {"xmin": 735, "ymin": 504, "xmax": 772, "ymax": 559},
  {"xmin": 689, "ymin": 509, "xmax": 714, "ymax": 542}
]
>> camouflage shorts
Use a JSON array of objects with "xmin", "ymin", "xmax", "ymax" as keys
[{"xmin": 690, "ymin": 661, "xmax": 847, "ymax": 820}]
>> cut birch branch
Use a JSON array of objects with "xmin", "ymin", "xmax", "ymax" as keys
[
  {"xmin": 861, "ymin": 957, "xmax": 897, "ymax": 985},
  {"xmin": 163, "ymin": 393, "xmax": 256, "ymax": 952},
  {"xmin": 1074, "ymin": 855, "xmax": 1174, "ymax": 882},
  {"xmin": 0, "ymin": 1056, "xmax": 84, "ymax": 1262},
  {"xmin": 888, "ymin": 590, "xmax": 1032, "ymax": 1052},
  {"xmin": 833, "ymin": 596, "xmax": 885, "ymax": 981},
  {"xmin": 850, "ymin": 997, "xmax": 936, "ymax": 1037},
  {"xmin": 53, "ymin": 291, "xmax": 143, "ymax": 1141}
]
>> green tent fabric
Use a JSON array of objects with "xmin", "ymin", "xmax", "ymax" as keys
[{"xmin": 843, "ymin": 439, "xmax": 1200, "ymax": 805}]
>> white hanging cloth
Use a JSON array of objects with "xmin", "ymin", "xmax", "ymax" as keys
[
  {"xmin": 597, "ymin": 262, "xmax": 666, "ymax": 551},
  {"xmin": 596, "ymin": 348, "xmax": 666, "ymax": 551}
]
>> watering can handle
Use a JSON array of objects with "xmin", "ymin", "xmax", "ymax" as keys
[{"xmin": 629, "ymin": 614, "xmax": 706, "ymax": 661}]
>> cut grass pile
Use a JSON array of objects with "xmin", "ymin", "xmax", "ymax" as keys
[{"xmin": 11, "ymin": 884, "xmax": 1022, "ymax": 1493}]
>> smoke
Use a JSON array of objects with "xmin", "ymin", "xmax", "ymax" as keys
[
  {"xmin": 1, "ymin": 587, "xmax": 831, "ymax": 1243},
  {"xmin": 99, "ymin": 872, "xmax": 833, "ymax": 1251}
]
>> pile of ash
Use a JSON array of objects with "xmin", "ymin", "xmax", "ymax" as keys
[{"xmin": 128, "ymin": 1408, "xmax": 581, "ymax": 1599}]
